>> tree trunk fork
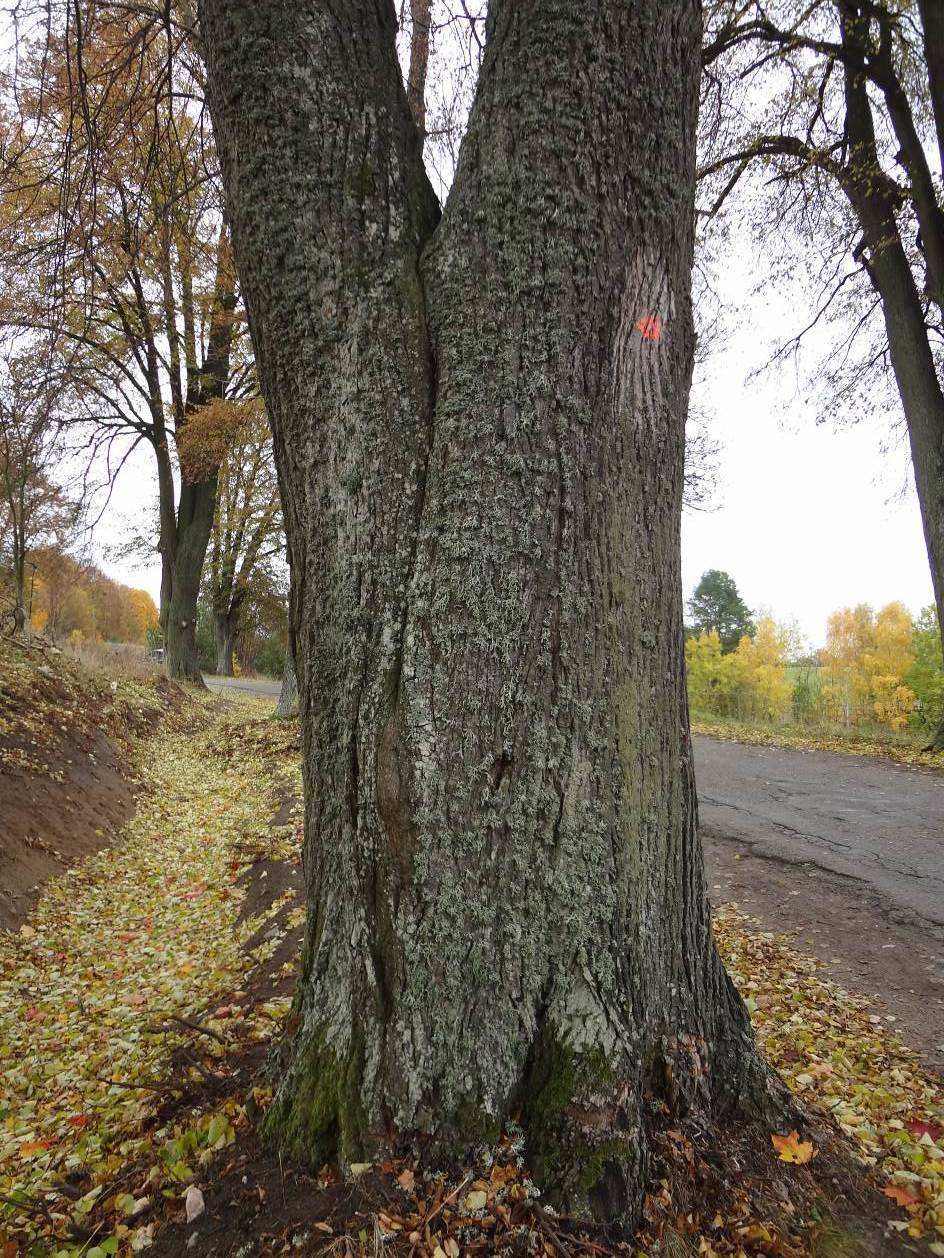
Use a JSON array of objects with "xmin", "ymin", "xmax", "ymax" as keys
[{"xmin": 199, "ymin": 0, "xmax": 774, "ymax": 1229}]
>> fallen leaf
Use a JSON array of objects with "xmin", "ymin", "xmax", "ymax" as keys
[
  {"xmin": 883, "ymin": 1183, "xmax": 920, "ymax": 1209},
  {"xmin": 770, "ymin": 1131, "xmax": 815, "ymax": 1165},
  {"xmin": 184, "ymin": 1185, "xmax": 205, "ymax": 1222},
  {"xmin": 907, "ymin": 1118, "xmax": 944, "ymax": 1142}
]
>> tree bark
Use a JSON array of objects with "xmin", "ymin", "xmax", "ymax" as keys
[
  {"xmin": 840, "ymin": 14, "xmax": 944, "ymax": 751},
  {"xmin": 275, "ymin": 643, "xmax": 298, "ymax": 719},
  {"xmin": 406, "ymin": 0, "xmax": 432, "ymax": 141},
  {"xmin": 214, "ymin": 607, "xmax": 236, "ymax": 676},
  {"xmin": 12, "ymin": 543, "xmax": 26, "ymax": 634},
  {"xmin": 201, "ymin": 0, "xmax": 767, "ymax": 1228},
  {"xmin": 164, "ymin": 228, "xmax": 238, "ymax": 684}
]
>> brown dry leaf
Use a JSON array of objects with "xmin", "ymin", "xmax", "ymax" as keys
[
  {"xmin": 770, "ymin": 1131, "xmax": 815, "ymax": 1164},
  {"xmin": 397, "ymin": 1167, "xmax": 416, "ymax": 1192},
  {"xmin": 883, "ymin": 1183, "xmax": 921, "ymax": 1209}
]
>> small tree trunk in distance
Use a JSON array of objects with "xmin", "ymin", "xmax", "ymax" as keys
[
  {"xmin": 406, "ymin": 0, "xmax": 432, "ymax": 141},
  {"xmin": 165, "ymin": 228, "xmax": 238, "ymax": 685},
  {"xmin": 201, "ymin": 0, "xmax": 771, "ymax": 1231},
  {"xmin": 12, "ymin": 548, "xmax": 26, "ymax": 634},
  {"xmin": 165, "ymin": 477, "xmax": 217, "ymax": 683},
  {"xmin": 274, "ymin": 644, "xmax": 298, "ymax": 719},
  {"xmin": 214, "ymin": 607, "xmax": 236, "ymax": 676}
]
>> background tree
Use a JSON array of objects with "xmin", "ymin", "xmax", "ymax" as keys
[
  {"xmin": 821, "ymin": 600, "xmax": 918, "ymax": 728},
  {"xmin": 701, "ymin": 0, "xmax": 944, "ymax": 746},
  {"xmin": 274, "ymin": 645, "xmax": 298, "ymax": 719},
  {"xmin": 908, "ymin": 604, "xmax": 944, "ymax": 735},
  {"xmin": 201, "ymin": 0, "xmax": 767, "ymax": 1228},
  {"xmin": 0, "ymin": 1, "xmax": 245, "ymax": 681},
  {"xmin": 180, "ymin": 397, "xmax": 283, "ymax": 675},
  {"xmin": 0, "ymin": 344, "xmax": 77, "ymax": 633},
  {"xmin": 687, "ymin": 568, "xmax": 755, "ymax": 651}
]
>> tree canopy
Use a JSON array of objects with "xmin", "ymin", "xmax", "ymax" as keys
[{"xmin": 687, "ymin": 568, "xmax": 755, "ymax": 652}]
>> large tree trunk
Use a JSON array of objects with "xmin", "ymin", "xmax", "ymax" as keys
[
  {"xmin": 201, "ymin": 0, "xmax": 767, "ymax": 1229},
  {"xmin": 274, "ymin": 644, "xmax": 298, "ymax": 719}
]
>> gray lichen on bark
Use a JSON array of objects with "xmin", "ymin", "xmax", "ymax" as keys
[{"xmin": 199, "ymin": 0, "xmax": 771, "ymax": 1230}]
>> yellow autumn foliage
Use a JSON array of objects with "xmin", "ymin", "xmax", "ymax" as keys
[
  {"xmin": 686, "ymin": 615, "xmax": 792, "ymax": 722},
  {"xmin": 821, "ymin": 602, "xmax": 917, "ymax": 730}
]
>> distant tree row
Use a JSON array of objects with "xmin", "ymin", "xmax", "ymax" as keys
[
  {"xmin": 0, "ymin": 544, "xmax": 157, "ymax": 646},
  {"xmin": 685, "ymin": 569, "xmax": 943, "ymax": 737},
  {"xmin": 0, "ymin": 2, "xmax": 285, "ymax": 683}
]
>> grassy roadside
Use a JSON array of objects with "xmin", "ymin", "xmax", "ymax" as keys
[{"xmin": 692, "ymin": 714, "xmax": 944, "ymax": 771}]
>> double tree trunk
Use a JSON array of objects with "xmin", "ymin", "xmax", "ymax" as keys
[{"xmin": 201, "ymin": 0, "xmax": 766, "ymax": 1228}]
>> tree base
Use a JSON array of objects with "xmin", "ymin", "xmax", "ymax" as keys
[{"xmin": 261, "ymin": 1009, "xmax": 782, "ymax": 1237}]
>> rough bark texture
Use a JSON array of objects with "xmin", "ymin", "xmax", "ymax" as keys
[
  {"xmin": 275, "ymin": 645, "xmax": 299, "ymax": 720},
  {"xmin": 214, "ymin": 608, "xmax": 237, "ymax": 676},
  {"xmin": 201, "ymin": 0, "xmax": 766, "ymax": 1228},
  {"xmin": 406, "ymin": 0, "xmax": 432, "ymax": 141}
]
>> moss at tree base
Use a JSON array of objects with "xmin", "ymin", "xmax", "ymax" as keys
[
  {"xmin": 261, "ymin": 1028, "xmax": 367, "ymax": 1168},
  {"xmin": 519, "ymin": 1024, "xmax": 645, "ymax": 1230}
]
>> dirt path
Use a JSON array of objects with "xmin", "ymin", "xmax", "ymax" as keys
[{"xmin": 696, "ymin": 735, "xmax": 944, "ymax": 1070}]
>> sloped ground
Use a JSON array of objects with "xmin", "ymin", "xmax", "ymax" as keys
[
  {"xmin": 0, "ymin": 635, "xmax": 186, "ymax": 928},
  {"xmin": 0, "ymin": 693, "xmax": 942, "ymax": 1255},
  {"xmin": 0, "ymin": 695, "xmax": 303, "ymax": 1256}
]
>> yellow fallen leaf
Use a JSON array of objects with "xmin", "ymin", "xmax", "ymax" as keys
[{"xmin": 771, "ymin": 1130, "xmax": 815, "ymax": 1164}]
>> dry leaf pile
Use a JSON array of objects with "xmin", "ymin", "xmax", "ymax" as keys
[
  {"xmin": 716, "ymin": 906, "xmax": 944, "ymax": 1249},
  {"xmin": 691, "ymin": 716, "xmax": 944, "ymax": 771}
]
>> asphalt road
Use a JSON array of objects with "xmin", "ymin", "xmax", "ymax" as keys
[
  {"xmin": 203, "ymin": 674, "xmax": 282, "ymax": 698},
  {"xmin": 193, "ymin": 692, "xmax": 943, "ymax": 935},
  {"xmin": 694, "ymin": 734, "xmax": 944, "ymax": 934}
]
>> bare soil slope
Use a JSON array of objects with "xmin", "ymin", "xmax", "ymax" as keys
[{"xmin": 0, "ymin": 635, "xmax": 185, "ymax": 928}]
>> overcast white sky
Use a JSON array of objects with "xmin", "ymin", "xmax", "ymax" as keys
[{"xmin": 681, "ymin": 249, "xmax": 932, "ymax": 651}]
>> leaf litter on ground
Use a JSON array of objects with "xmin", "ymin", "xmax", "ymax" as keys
[
  {"xmin": 715, "ymin": 905, "xmax": 944, "ymax": 1248},
  {"xmin": 2, "ymin": 689, "xmax": 944, "ymax": 1255},
  {"xmin": 0, "ymin": 696, "xmax": 301, "ymax": 1255}
]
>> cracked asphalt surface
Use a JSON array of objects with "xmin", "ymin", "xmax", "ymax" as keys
[
  {"xmin": 696, "ymin": 734, "xmax": 944, "ymax": 1064},
  {"xmin": 694, "ymin": 735, "xmax": 944, "ymax": 932}
]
